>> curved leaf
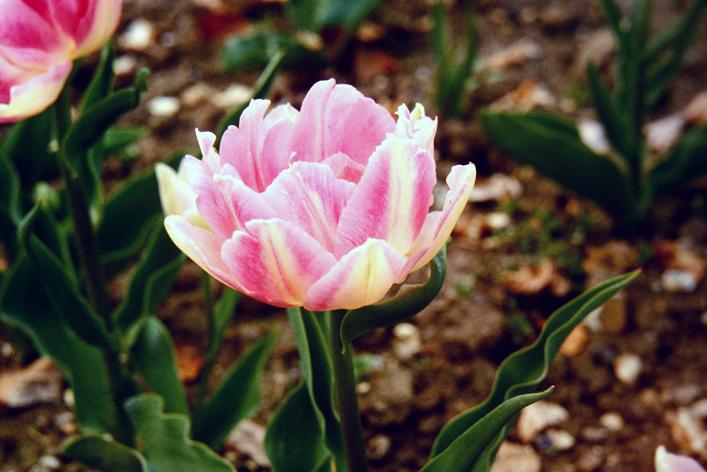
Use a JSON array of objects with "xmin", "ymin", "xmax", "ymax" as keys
[
  {"xmin": 133, "ymin": 317, "xmax": 189, "ymax": 415},
  {"xmin": 432, "ymin": 270, "xmax": 639, "ymax": 456},
  {"xmin": 287, "ymin": 308, "xmax": 345, "ymax": 470},
  {"xmin": 586, "ymin": 63, "xmax": 631, "ymax": 159},
  {"xmin": 125, "ymin": 394, "xmax": 233, "ymax": 472},
  {"xmin": 341, "ymin": 247, "xmax": 447, "ymax": 345},
  {"xmin": 481, "ymin": 110, "xmax": 632, "ymax": 215},
  {"xmin": 649, "ymin": 125, "xmax": 707, "ymax": 197},
  {"xmin": 1, "ymin": 257, "xmax": 118, "ymax": 432},
  {"xmin": 264, "ymin": 382, "xmax": 331, "ymax": 472},
  {"xmin": 62, "ymin": 434, "xmax": 147, "ymax": 472},
  {"xmin": 113, "ymin": 222, "xmax": 184, "ymax": 345},
  {"xmin": 80, "ymin": 42, "xmax": 116, "ymax": 113},
  {"xmin": 422, "ymin": 388, "xmax": 553, "ymax": 472},
  {"xmin": 192, "ymin": 329, "xmax": 278, "ymax": 450}
]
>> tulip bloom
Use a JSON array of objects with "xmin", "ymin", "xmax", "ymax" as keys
[
  {"xmin": 158, "ymin": 79, "xmax": 476, "ymax": 310},
  {"xmin": 655, "ymin": 446, "xmax": 705, "ymax": 472},
  {"xmin": 0, "ymin": 0, "xmax": 122, "ymax": 123}
]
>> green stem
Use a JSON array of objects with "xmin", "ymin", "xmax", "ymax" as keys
[
  {"xmin": 55, "ymin": 93, "xmax": 110, "ymax": 320},
  {"xmin": 196, "ymin": 271, "xmax": 215, "ymax": 404},
  {"xmin": 327, "ymin": 311, "xmax": 368, "ymax": 472}
]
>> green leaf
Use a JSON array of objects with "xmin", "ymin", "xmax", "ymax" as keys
[
  {"xmin": 480, "ymin": 110, "xmax": 632, "ymax": 215},
  {"xmin": 0, "ymin": 107, "xmax": 58, "ymax": 189},
  {"xmin": 133, "ymin": 317, "xmax": 189, "ymax": 415},
  {"xmin": 19, "ymin": 207, "xmax": 113, "ymax": 349},
  {"xmin": 431, "ymin": 270, "xmax": 639, "ymax": 457},
  {"xmin": 649, "ymin": 125, "xmax": 707, "ymax": 197},
  {"xmin": 217, "ymin": 49, "xmax": 286, "ymax": 138},
  {"xmin": 62, "ymin": 68, "xmax": 150, "ymax": 219},
  {"xmin": 62, "ymin": 434, "xmax": 147, "ymax": 472},
  {"xmin": 600, "ymin": 0, "xmax": 625, "ymax": 39},
  {"xmin": 287, "ymin": 308, "xmax": 345, "ymax": 470},
  {"xmin": 265, "ymin": 382, "xmax": 331, "ymax": 472},
  {"xmin": 98, "ymin": 126, "xmax": 148, "ymax": 161},
  {"xmin": 287, "ymin": 0, "xmax": 327, "ymax": 31},
  {"xmin": 643, "ymin": 0, "xmax": 706, "ymax": 65},
  {"xmin": 586, "ymin": 63, "xmax": 630, "ymax": 158},
  {"xmin": 341, "ymin": 247, "xmax": 447, "ymax": 344},
  {"xmin": 0, "ymin": 155, "xmax": 21, "ymax": 256},
  {"xmin": 322, "ymin": 0, "xmax": 382, "ymax": 32},
  {"xmin": 422, "ymin": 388, "xmax": 554, "ymax": 472},
  {"xmin": 1, "ymin": 257, "xmax": 118, "ymax": 432},
  {"xmin": 80, "ymin": 42, "xmax": 116, "ymax": 113},
  {"xmin": 192, "ymin": 329, "xmax": 278, "ymax": 450},
  {"xmin": 213, "ymin": 288, "xmax": 240, "ymax": 347},
  {"xmin": 113, "ymin": 222, "xmax": 184, "ymax": 345},
  {"xmin": 125, "ymin": 394, "xmax": 233, "ymax": 472},
  {"xmin": 98, "ymin": 151, "xmax": 183, "ymax": 274}
]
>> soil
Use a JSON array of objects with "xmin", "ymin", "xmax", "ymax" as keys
[{"xmin": 1, "ymin": 0, "xmax": 706, "ymax": 471}]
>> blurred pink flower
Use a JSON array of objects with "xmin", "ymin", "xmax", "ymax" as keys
[
  {"xmin": 655, "ymin": 446, "xmax": 705, "ymax": 472},
  {"xmin": 158, "ymin": 79, "xmax": 476, "ymax": 310},
  {"xmin": 0, "ymin": 0, "xmax": 122, "ymax": 122}
]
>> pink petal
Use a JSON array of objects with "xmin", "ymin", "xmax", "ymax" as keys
[
  {"xmin": 0, "ymin": 4, "xmax": 71, "ymax": 73},
  {"xmin": 260, "ymin": 162, "xmax": 355, "ymax": 252},
  {"xmin": 219, "ymin": 99, "xmax": 297, "ymax": 192},
  {"xmin": 72, "ymin": 0, "xmax": 122, "ymax": 57},
  {"xmin": 0, "ymin": 59, "xmax": 70, "ymax": 123},
  {"xmin": 335, "ymin": 136, "xmax": 436, "ymax": 257},
  {"xmin": 655, "ymin": 446, "xmax": 706, "ymax": 472},
  {"xmin": 406, "ymin": 163, "xmax": 476, "ymax": 272},
  {"xmin": 322, "ymin": 152, "xmax": 366, "ymax": 183},
  {"xmin": 289, "ymin": 79, "xmax": 396, "ymax": 166},
  {"xmin": 221, "ymin": 219, "xmax": 336, "ymax": 308},
  {"xmin": 304, "ymin": 239, "xmax": 407, "ymax": 311},
  {"xmin": 164, "ymin": 215, "xmax": 241, "ymax": 291}
]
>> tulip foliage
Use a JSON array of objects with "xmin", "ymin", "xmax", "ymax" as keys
[
  {"xmin": 0, "ymin": 2, "xmax": 645, "ymax": 472},
  {"xmin": 482, "ymin": 0, "xmax": 707, "ymax": 226}
]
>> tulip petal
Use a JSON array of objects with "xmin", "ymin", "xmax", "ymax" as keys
[
  {"xmin": 261, "ymin": 162, "xmax": 355, "ymax": 252},
  {"xmin": 407, "ymin": 163, "xmax": 476, "ymax": 271},
  {"xmin": 322, "ymin": 152, "xmax": 366, "ymax": 183},
  {"xmin": 155, "ymin": 162, "xmax": 205, "ymax": 226},
  {"xmin": 72, "ymin": 0, "xmax": 122, "ymax": 57},
  {"xmin": 0, "ymin": 0, "xmax": 69, "ymax": 67},
  {"xmin": 0, "ymin": 59, "xmax": 70, "ymax": 123},
  {"xmin": 305, "ymin": 238, "xmax": 407, "ymax": 311},
  {"xmin": 290, "ymin": 79, "xmax": 396, "ymax": 165},
  {"xmin": 221, "ymin": 219, "xmax": 336, "ymax": 308},
  {"xmin": 219, "ymin": 100, "xmax": 297, "ymax": 191},
  {"xmin": 335, "ymin": 136, "xmax": 436, "ymax": 256},
  {"xmin": 655, "ymin": 446, "xmax": 706, "ymax": 472},
  {"xmin": 164, "ymin": 215, "xmax": 239, "ymax": 290}
]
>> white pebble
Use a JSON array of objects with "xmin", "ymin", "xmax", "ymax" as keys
[
  {"xmin": 661, "ymin": 270, "xmax": 698, "ymax": 293},
  {"xmin": 212, "ymin": 84, "xmax": 253, "ymax": 109},
  {"xmin": 546, "ymin": 429, "xmax": 576, "ymax": 451},
  {"xmin": 119, "ymin": 19, "xmax": 155, "ymax": 51},
  {"xmin": 113, "ymin": 55, "xmax": 137, "ymax": 76},
  {"xmin": 600, "ymin": 412, "xmax": 624, "ymax": 431},
  {"xmin": 517, "ymin": 401, "xmax": 569, "ymax": 443},
  {"xmin": 37, "ymin": 455, "xmax": 60, "ymax": 470},
  {"xmin": 148, "ymin": 96, "xmax": 180, "ymax": 117},
  {"xmin": 614, "ymin": 353, "xmax": 642, "ymax": 385}
]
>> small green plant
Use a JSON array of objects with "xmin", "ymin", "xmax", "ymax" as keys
[
  {"xmin": 482, "ymin": 0, "xmax": 707, "ymax": 226},
  {"xmin": 221, "ymin": 0, "xmax": 382, "ymax": 71},
  {"xmin": 431, "ymin": 0, "xmax": 478, "ymax": 117}
]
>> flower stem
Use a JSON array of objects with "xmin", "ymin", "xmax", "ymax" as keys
[{"xmin": 327, "ymin": 311, "xmax": 369, "ymax": 472}]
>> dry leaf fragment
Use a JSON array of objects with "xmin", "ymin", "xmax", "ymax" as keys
[{"xmin": 0, "ymin": 357, "xmax": 62, "ymax": 408}]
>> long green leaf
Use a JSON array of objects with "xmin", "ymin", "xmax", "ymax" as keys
[
  {"xmin": 98, "ymin": 151, "xmax": 183, "ymax": 274},
  {"xmin": 423, "ymin": 388, "xmax": 553, "ymax": 472},
  {"xmin": 62, "ymin": 434, "xmax": 147, "ymax": 472},
  {"xmin": 0, "ymin": 156, "xmax": 21, "ymax": 257},
  {"xmin": 432, "ymin": 270, "xmax": 639, "ymax": 456},
  {"xmin": 586, "ymin": 63, "xmax": 630, "ymax": 158},
  {"xmin": 113, "ymin": 222, "xmax": 184, "ymax": 345},
  {"xmin": 125, "ymin": 394, "xmax": 233, "ymax": 472},
  {"xmin": 481, "ymin": 110, "xmax": 632, "ymax": 215},
  {"xmin": 287, "ymin": 0, "xmax": 327, "ymax": 31},
  {"xmin": 1, "ymin": 257, "xmax": 118, "ymax": 432},
  {"xmin": 80, "ymin": 42, "xmax": 116, "ymax": 113},
  {"xmin": 341, "ymin": 247, "xmax": 446, "ymax": 344},
  {"xmin": 133, "ymin": 317, "xmax": 189, "ymax": 415},
  {"xmin": 265, "ymin": 382, "xmax": 331, "ymax": 472},
  {"xmin": 287, "ymin": 308, "xmax": 345, "ymax": 470},
  {"xmin": 192, "ymin": 329, "xmax": 278, "ymax": 450},
  {"xmin": 648, "ymin": 125, "xmax": 707, "ymax": 198}
]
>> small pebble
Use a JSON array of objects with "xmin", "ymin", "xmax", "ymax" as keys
[
  {"xmin": 147, "ymin": 96, "xmax": 181, "ymax": 117},
  {"xmin": 367, "ymin": 434, "xmax": 391, "ymax": 461},
  {"xmin": 661, "ymin": 269, "xmax": 698, "ymax": 293},
  {"xmin": 491, "ymin": 442, "xmax": 541, "ymax": 472},
  {"xmin": 113, "ymin": 55, "xmax": 137, "ymax": 76},
  {"xmin": 517, "ymin": 401, "xmax": 569, "ymax": 443},
  {"xmin": 181, "ymin": 83, "xmax": 215, "ymax": 108},
  {"xmin": 212, "ymin": 84, "xmax": 253, "ymax": 109},
  {"xmin": 357, "ymin": 381, "xmax": 371, "ymax": 394},
  {"xmin": 37, "ymin": 455, "xmax": 61, "ymax": 470},
  {"xmin": 613, "ymin": 353, "xmax": 642, "ymax": 385},
  {"xmin": 599, "ymin": 412, "xmax": 624, "ymax": 431},
  {"xmin": 560, "ymin": 325, "xmax": 590, "ymax": 357},
  {"xmin": 539, "ymin": 429, "xmax": 575, "ymax": 452},
  {"xmin": 118, "ymin": 19, "xmax": 155, "ymax": 51},
  {"xmin": 393, "ymin": 323, "xmax": 421, "ymax": 360}
]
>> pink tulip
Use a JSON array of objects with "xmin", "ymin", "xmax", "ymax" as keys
[
  {"xmin": 158, "ymin": 79, "xmax": 476, "ymax": 310},
  {"xmin": 655, "ymin": 446, "xmax": 705, "ymax": 472},
  {"xmin": 0, "ymin": 0, "xmax": 122, "ymax": 123}
]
